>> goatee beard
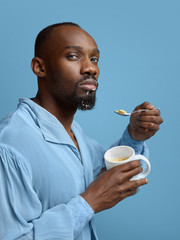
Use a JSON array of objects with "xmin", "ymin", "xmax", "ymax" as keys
[
  {"xmin": 78, "ymin": 90, "xmax": 96, "ymax": 110},
  {"xmin": 66, "ymin": 89, "xmax": 96, "ymax": 110},
  {"xmin": 65, "ymin": 77, "xmax": 98, "ymax": 110}
]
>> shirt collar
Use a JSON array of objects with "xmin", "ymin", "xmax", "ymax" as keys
[{"xmin": 19, "ymin": 98, "xmax": 77, "ymax": 148}]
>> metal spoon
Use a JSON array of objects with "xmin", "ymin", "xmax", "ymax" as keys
[{"xmin": 115, "ymin": 108, "xmax": 157, "ymax": 116}]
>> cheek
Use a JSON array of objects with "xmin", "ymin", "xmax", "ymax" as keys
[
  {"xmin": 64, "ymin": 62, "xmax": 81, "ymax": 77},
  {"xmin": 58, "ymin": 60, "xmax": 80, "ymax": 77},
  {"xmin": 60, "ymin": 64, "xmax": 81, "ymax": 86},
  {"xmin": 54, "ymin": 65, "xmax": 80, "ymax": 92}
]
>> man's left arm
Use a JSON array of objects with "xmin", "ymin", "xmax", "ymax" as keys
[{"xmin": 111, "ymin": 101, "xmax": 163, "ymax": 157}]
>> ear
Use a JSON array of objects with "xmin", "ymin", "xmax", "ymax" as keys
[{"xmin": 31, "ymin": 57, "xmax": 46, "ymax": 77}]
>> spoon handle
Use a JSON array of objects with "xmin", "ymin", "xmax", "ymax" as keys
[{"xmin": 132, "ymin": 108, "xmax": 159, "ymax": 114}]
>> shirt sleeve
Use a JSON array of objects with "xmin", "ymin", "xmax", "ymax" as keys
[
  {"xmin": 67, "ymin": 195, "xmax": 94, "ymax": 238},
  {"xmin": 0, "ymin": 146, "xmax": 94, "ymax": 240}
]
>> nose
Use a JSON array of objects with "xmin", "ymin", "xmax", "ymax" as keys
[{"xmin": 80, "ymin": 58, "xmax": 99, "ymax": 77}]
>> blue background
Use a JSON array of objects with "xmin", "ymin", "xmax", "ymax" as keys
[{"xmin": 0, "ymin": 0, "xmax": 179, "ymax": 239}]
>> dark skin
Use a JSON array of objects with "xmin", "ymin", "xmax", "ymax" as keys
[
  {"xmin": 31, "ymin": 25, "xmax": 163, "ymax": 213},
  {"xmin": 31, "ymin": 26, "xmax": 100, "ymax": 138},
  {"xmin": 128, "ymin": 102, "xmax": 163, "ymax": 141}
]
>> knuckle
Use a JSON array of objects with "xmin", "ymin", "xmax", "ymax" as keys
[
  {"xmin": 128, "ymin": 161, "xmax": 134, "ymax": 168},
  {"xmin": 150, "ymin": 116, "xmax": 156, "ymax": 122},
  {"xmin": 114, "ymin": 173, "xmax": 124, "ymax": 184},
  {"xmin": 138, "ymin": 166, "xmax": 143, "ymax": 173},
  {"xmin": 154, "ymin": 117, "xmax": 162, "ymax": 124},
  {"xmin": 128, "ymin": 161, "xmax": 139, "ymax": 168},
  {"xmin": 134, "ymin": 166, "xmax": 142, "ymax": 175},
  {"xmin": 151, "ymin": 123, "xmax": 159, "ymax": 131},
  {"xmin": 133, "ymin": 181, "xmax": 139, "ymax": 188},
  {"xmin": 111, "ymin": 165, "xmax": 121, "ymax": 174},
  {"xmin": 126, "ymin": 188, "xmax": 138, "ymax": 197},
  {"xmin": 156, "ymin": 109, "xmax": 161, "ymax": 115},
  {"xmin": 118, "ymin": 185, "xmax": 124, "ymax": 193},
  {"xmin": 143, "ymin": 101, "xmax": 150, "ymax": 107},
  {"xmin": 131, "ymin": 188, "xmax": 138, "ymax": 195},
  {"xmin": 111, "ymin": 165, "xmax": 118, "ymax": 172},
  {"xmin": 119, "ymin": 174, "xmax": 126, "ymax": 183}
]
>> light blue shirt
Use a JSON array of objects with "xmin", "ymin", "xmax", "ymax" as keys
[{"xmin": 0, "ymin": 98, "xmax": 148, "ymax": 240}]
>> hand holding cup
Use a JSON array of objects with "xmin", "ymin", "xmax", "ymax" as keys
[{"xmin": 81, "ymin": 145, "xmax": 149, "ymax": 213}]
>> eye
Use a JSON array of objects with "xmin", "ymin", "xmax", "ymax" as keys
[
  {"xmin": 91, "ymin": 57, "xmax": 99, "ymax": 64},
  {"xmin": 67, "ymin": 53, "xmax": 79, "ymax": 61}
]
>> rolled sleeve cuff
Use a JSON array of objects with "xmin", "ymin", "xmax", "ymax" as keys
[
  {"xmin": 121, "ymin": 127, "xmax": 149, "ymax": 158},
  {"xmin": 121, "ymin": 127, "xmax": 145, "ymax": 152},
  {"xmin": 67, "ymin": 195, "xmax": 94, "ymax": 238}
]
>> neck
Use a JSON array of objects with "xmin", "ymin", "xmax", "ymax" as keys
[{"xmin": 33, "ymin": 92, "xmax": 77, "ymax": 134}]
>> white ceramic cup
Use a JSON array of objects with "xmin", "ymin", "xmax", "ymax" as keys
[{"xmin": 104, "ymin": 145, "xmax": 151, "ymax": 180}]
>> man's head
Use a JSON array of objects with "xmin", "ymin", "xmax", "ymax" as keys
[{"xmin": 31, "ymin": 22, "xmax": 100, "ymax": 110}]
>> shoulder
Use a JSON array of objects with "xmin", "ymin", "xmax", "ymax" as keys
[
  {"xmin": 0, "ymin": 144, "xmax": 32, "ymax": 177},
  {"xmin": 0, "ymin": 106, "xmax": 39, "ymax": 146},
  {"xmin": 0, "ymin": 108, "xmax": 26, "ymax": 135},
  {"xmin": 0, "ymin": 110, "xmax": 35, "ymax": 176}
]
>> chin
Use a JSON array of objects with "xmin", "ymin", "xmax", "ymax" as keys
[
  {"xmin": 77, "ymin": 95, "xmax": 96, "ymax": 110},
  {"xmin": 78, "ymin": 103, "xmax": 95, "ymax": 111}
]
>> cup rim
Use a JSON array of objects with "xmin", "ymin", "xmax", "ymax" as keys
[{"xmin": 104, "ymin": 145, "xmax": 135, "ymax": 163}]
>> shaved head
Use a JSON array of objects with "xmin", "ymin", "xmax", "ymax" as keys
[{"xmin": 34, "ymin": 22, "xmax": 81, "ymax": 58}]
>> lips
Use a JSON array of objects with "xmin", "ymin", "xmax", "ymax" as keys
[{"xmin": 79, "ymin": 79, "xmax": 97, "ymax": 91}]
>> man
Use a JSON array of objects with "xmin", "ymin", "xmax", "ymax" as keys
[{"xmin": 0, "ymin": 22, "xmax": 163, "ymax": 240}]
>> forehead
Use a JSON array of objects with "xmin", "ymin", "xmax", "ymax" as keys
[{"xmin": 44, "ymin": 26, "xmax": 98, "ymax": 55}]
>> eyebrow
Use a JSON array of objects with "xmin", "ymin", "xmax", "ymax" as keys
[{"xmin": 65, "ymin": 46, "xmax": 100, "ymax": 54}]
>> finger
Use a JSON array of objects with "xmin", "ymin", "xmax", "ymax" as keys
[
  {"xmin": 134, "ymin": 101, "xmax": 154, "ymax": 111},
  {"xmin": 137, "ymin": 121, "xmax": 160, "ymax": 131},
  {"xmin": 114, "ymin": 160, "xmax": 141, "ymax": 173},
  {"xmin": 122, "ymin": 166, "xmax": 143, "ymax": 180},
  {"xmin": 108, "ymin": 188, "xmax": 139, "ymax": 207},
  {"xmin": 118, "ymin": 178, "xmax": 148, "ymax": 194},
  {"xmin": 139, "ymin": 127, "xmax": 156, "ymax": 134},
  {"xmin": 138, "ymin": 115, "xmax": 163, "ymax": 124},
  {"xmin": 140, "ymin": 108, "xmax": 161, "ymax": 116},
  {"xmin": 119, "ymin": 188, "xmax": 138, "ymax": 200},
  {"xmin": 138, "ymin": 127, "xmax": 157, "ymax": 138}
]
